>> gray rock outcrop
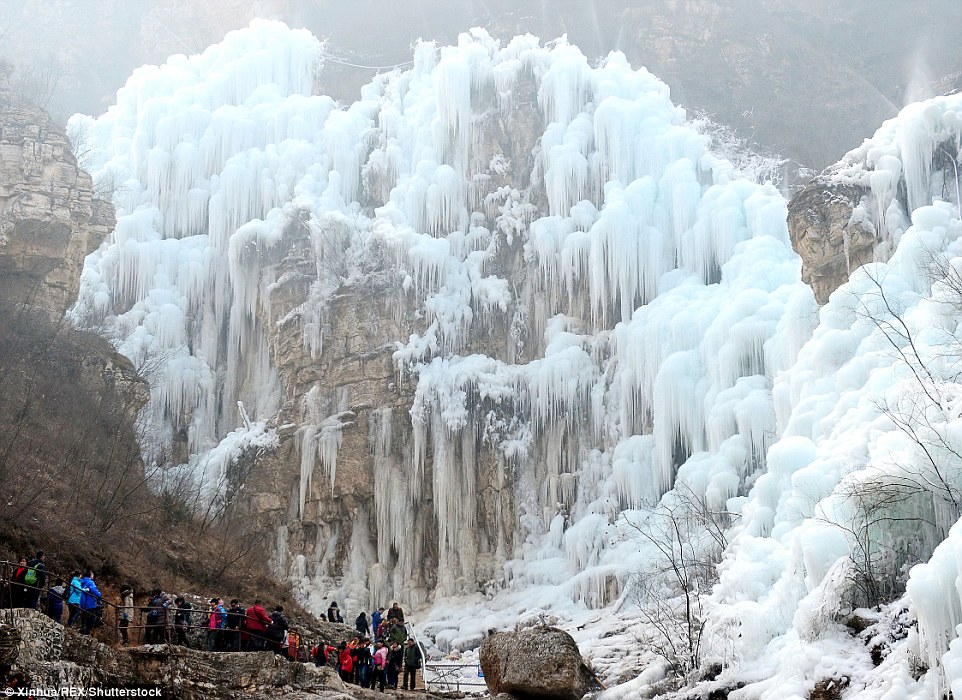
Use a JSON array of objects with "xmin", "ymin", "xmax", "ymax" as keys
[
  {"xmin": 787, "ymin": 177, "xmax": 876, "ymax": 304},
  {"xmin": 478, "ymin": 626, "xmax": 596, "ymax": 700},
  {"xmin": 0, "ymin": 69, "xmax": 114, "ymax": 320}
]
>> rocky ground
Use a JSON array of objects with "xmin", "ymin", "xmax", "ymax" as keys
[{"xmin": 0, "ymin": 609, "xmax": 460, "ymax": 700}]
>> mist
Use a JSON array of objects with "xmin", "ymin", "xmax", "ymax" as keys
[{"xmin": 1, "ymin": 0, "xmax": 960, "ymax": 173}]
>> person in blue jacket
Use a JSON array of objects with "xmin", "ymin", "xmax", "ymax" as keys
[
  {"xmin": 66, "ymin": 571, "xmax": 85, "ymax": 628},
  {"xmin": 79, "ymin": 570, "xmax": 102, "ymax": 634}
]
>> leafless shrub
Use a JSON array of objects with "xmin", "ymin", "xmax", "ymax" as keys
[{"xmin": 626, "ymin": 486, "xmax": 736, "ymax": 678}]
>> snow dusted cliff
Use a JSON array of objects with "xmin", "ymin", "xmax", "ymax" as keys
[{"xmin": 67, "ymin": 20, "xmax": 962, "ymax": 698}]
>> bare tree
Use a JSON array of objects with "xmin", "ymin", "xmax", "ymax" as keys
[
  {"xmin": 824, "ymin": 256, "xmax": 962, "ymax": 607},
  {"xmin": 626, "ymin": 486, "xmax": 735, "ymax": 677},
  {"xmin": 8, "ymin": 55, "xmax": 63, "ymax": 110},
  {"xmin": 818, "ymin": 473, "xmax": 938, "ymax": 608}
]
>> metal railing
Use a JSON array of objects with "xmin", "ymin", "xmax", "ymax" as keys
[
  {"xmin": 2, "ymin": 558, "xmax": 489, "ymax": 691},
  {"xmin": 0, "ymin": 559, "xmax": 301, "ymax": 653},
  {"xmin": 404, "ymin": 620, "xmax": 487, "ymax": 694}
]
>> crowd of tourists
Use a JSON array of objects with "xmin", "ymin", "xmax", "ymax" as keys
[
  {"xmin": 0, "ymin": 552, "xmax": 105, "ymax": 633},
  {"xmin": 2, "ymin": 553, "xmax": 424, "ymax": 691},
  {"xmin": 317, "ymin": 601, "xmax": 423, "ymax": 690}
]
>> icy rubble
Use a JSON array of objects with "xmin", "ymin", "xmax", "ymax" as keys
[{"xmin": 67, "ymin": 18, "xmax": 962, "ymax": 699}]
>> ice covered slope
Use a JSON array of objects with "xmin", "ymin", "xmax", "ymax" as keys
[
  {"xmin": 68, "ymin": 21, "xmax": 962, "ymax": 694},
  {"xmin": 69, "ymin": 20, "xmax": 807, "ymax": 611},
  {"xmin": 703, "ymin": 95, "xmax": 962, "ymax": 699}
]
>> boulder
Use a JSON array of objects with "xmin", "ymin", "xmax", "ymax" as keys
[{"xmin": 479, "ymin": 626, "xmax": 595, "ymax": 700}]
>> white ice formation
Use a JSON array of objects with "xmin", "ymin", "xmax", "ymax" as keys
[{"xmin": 68, "ymin": 19, "xmax": 962, "ymax": 699}]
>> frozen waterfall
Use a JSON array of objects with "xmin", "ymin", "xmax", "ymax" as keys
[{"xmin": 68, "ymin": 19, "xmax": 962, "ymax": 699}]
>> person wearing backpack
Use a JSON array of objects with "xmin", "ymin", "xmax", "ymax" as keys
[
  {"xmin": 244, "ymin": 599, "xmax": 272, "ymax": 651},
  {"xmin": 23, "ymin": 551, "xmax": 46, "ymax": 609},
  {"xmin": 145, "ymin": 588, "xmax": 172, "ymax": 644}
]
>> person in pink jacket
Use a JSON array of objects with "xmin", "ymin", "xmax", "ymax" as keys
[{"xmin": 371, "ymin": 640, "xmax": 389, "ymax": 692}]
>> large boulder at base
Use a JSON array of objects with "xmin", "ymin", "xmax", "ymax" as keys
[{"xmin": 479, "ymin": 626, "xmax": 595, "ymax": 700}]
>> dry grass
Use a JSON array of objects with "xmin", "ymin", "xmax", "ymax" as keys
[{"xmin": 0, "ymin": 304, "xmax": 299, "ymax": 619}]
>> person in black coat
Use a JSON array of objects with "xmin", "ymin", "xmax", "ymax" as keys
[
  {"xmin": 327, "ymin": 601, "xmax": 343, "ymax": 623},
  {"xmin": 173, "ymin": 597, "xmax": 193, "ymax": 647},
  {"xmin": 355, "ymin": 611, "xmax": 370, "ymax": 636},
  {"xmin": 386, "ymin": 601, "xmax": 405, "ymax": 624},
  {"xmin": 386, "ymin": 641, "xmax": 403, "ymax": 689},
  {"xmin": 225, "ymin": 599, "xmax": 245, "ymax": 651},
  {"xmin": 402, "ymin": 638, "xmax": 421, "ymax": 690},
  {"xmin": 354, "ymin": 638, "xmax": 373, "ymax": 688},
  {"xmin": 267, "ymin": 606, "xmax": 290, "ymax": 656}
]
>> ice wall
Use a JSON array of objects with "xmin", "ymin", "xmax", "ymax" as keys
[
  {"xmin": 69, "ymin": 20, "xmax": 328, "ymax": 472},
  {"xmin": 71, "ymin": 20, "xmax": 805, "ymax": 612},
  {"xmin": 70, "ymin": 20, "xmax": 962, "ymax": 693},
  {"xmin": 704, "ymin": 96, "xmax": 962, "ymax": 698}
]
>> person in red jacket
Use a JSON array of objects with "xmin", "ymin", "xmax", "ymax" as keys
[
  {"xmin": 244, "ymin": 599, "xmax": 272, "ymax": 651},
  {"xmin": 337, "ymin": 641, "xmax": 354, "ymax": 683}
]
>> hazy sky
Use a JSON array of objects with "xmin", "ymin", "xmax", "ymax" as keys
[{"xmin": 2, "ymin": 0, "xmax": 960, "ymax": 169}]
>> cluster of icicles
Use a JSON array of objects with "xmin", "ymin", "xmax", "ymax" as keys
[{"xmin": 68, "ymin": 19, "xmax": 962, "ymax": 696}]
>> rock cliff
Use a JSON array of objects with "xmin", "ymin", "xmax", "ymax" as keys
[
  {"xmin": 243, "ymin": 70, "xmax": 547, "ymax": 608},
  {"xmin": 786, "ymin": 95, "xmax": 962, "ymax": 303},
  {"xmin": 0, "ymin": 67, "xmax": 114, "ymax": 321},
  {"xmin": 0, "ymin": 65, "xmax": 145, "ymax": 420},
  {"xmin": 0, "ymin": 72, "xmax": 151, "ymax": 585}
]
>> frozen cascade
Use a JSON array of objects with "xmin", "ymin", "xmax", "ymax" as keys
[
  {"xmin": 69, "ymin": 20, "xmax": 327, "ymax": 468},
  {"xmin": 68, "ymin": 19, "xmax": 962, "ymax": 696},
  {"xmin": 71, "ymin": 16, "xmax": 805, "ymax": 617}
]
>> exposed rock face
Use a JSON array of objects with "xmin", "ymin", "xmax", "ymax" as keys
[
  {"xmin": 0, "ymin": 626, "xmax": 19, "ymax": 668},
  {"xmin": 0, "ymin": 74, "xmax": 146, "ymax": 419},
  {"xmin": 787, "ymin": 178, "xmax": 876, "ymax": 304},
  {"xmin": 0, "ymin": 81, "xmax": 149, "ymax": 588},
  {"xmin": 478, "ymin": 627, "xmax": 596, "ymax": 700},
  {"xmin": 0, "ymin": 71, "xmax": 114, "ymax": 320},
  {"xmin": 241, "ymin": 74, "xmax": 546, "ymax": 606}
]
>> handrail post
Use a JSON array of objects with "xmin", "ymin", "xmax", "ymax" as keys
[{"xmin": 1, "ymin": 560, "xmax": 10, "ymax": 626}]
